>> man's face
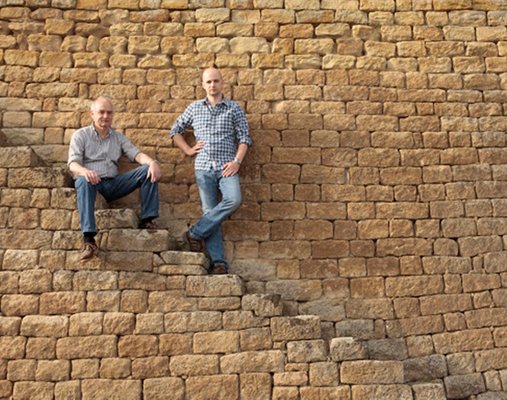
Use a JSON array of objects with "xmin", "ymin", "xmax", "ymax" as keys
[
  {"xmin": 90, "ymin": 99, "xmax": 114, "ymax": 131},
  {"xmin": 202, "ymin": 69, "xmax": 224, "ymax": 98}
]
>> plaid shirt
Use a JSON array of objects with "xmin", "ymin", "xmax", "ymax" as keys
[{"xmin": 170, "ymin": 97, "xmax": 252, "ymax": 170}]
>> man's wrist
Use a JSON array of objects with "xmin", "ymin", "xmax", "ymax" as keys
[
  {"xmin": 149, "ymin": 159, "xmax": 159, "ymax": 166},
  {"xmin": 233, "ymin": 157, "xmax": 242, "ymax": 165}
]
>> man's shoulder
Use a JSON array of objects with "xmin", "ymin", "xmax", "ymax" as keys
[{"xmin": 71, "ymin": 125, "xmax": 93, "ymax": 139}]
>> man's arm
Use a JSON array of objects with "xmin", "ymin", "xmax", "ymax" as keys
[
  {"xmin": 69, "ymin": 161, "xmax": 102, "ymax": 185},
  {"xmin": 222, "ymin": 143, "xmax": 249, "ymax": 177},
  {"xmin": 172, "ymin": 134, "xmax": 205, "ymax": 157},
  {"xmin": 134, "ymin": 152, "xmax": 161, "ymax": 183}
]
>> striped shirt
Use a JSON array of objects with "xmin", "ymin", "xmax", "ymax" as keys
[
  {"xmin": 170, "ymin": 97, "xmax": 252, "ymax": 170},
  {"xmin": 68, "ymin": 124, "xmax": 139, "ymax": 178}
]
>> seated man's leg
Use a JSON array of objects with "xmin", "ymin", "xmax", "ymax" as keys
[
  {"xmin": 75, "ymin": 176, "xmax": 98, "ymax": 238},
  {"xmin": 102, "ymin": 165, "xmax": 159, "ymax": 226},
  {"xmin": 75, "ymin": 176, "xmax": 99, "ymax": 260}
]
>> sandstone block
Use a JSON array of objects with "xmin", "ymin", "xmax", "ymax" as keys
[
  {"xmin": 159, "ymin": 333, "xmax": 192, "ymax": 356},
  {"xmin": 54, "ymin": 381, "xmax": 81, "ymax": 400},
  {"xmin": 221, "ymin": 350, "xmax": 285, "ymax": 373},
  {"xmin": 40, "ymin": 292, "xmax": 86, "ymax": 314},
  {"xmin": 444, "ymin": 373, "xmax": 485, "ymax": 399},
  {"xmin": 273, "ymin": 371, "xmax": 307, "ymax": 386},
  {"xmin": 57, "ymin": 336, "xmax": 117, "ymax": 359},
  {"xmin": 240, "ymin": 373, "xmax": 272, "ymax": 400},
  {"xmin": 0, "ymin": 336, "xmax": 26, "ymax": 359},
  {"xmin": 433, "ymin": 328, "xmax": 493, "ymax": 354},
  {"xmin": 81, "ymin": 380, "xmax": 141, "ymax": 400},
  {"xmin": 0, "ymin": 147, "xmax": 41, "ymax": 168},
  {"xmin": 131, "ymin": 356, "xmax": 169, "ymax": 379},
  {"xmin": 340, "ymin": 360, "xmax": 403, "ymax": 384},
  {"xmin": 98, "ymin": 358, "xmax": 131, "ymax": 379},
  {"xmin": 148, "ymin": 291, "xmax": 197, "ymax": 313},
  {"xmin": 240, "ymin": 327, "xmax": 273, "ymax": 351},
  {"xmin": 266, "ymin": 280, "xmax": 321, "ymax": 301},
  {"xmin": 385, "ymin": 275, "xmax": 443, "ymax": 297},
  {"xmin": 287, "ymin": 339, "xmax": 327, "ymax": 363},
  {"xmin": 143, "ymin": 377, "xmax": 184, "ymax": 400},
  {"xmin": 186, "ymin": 275, "xmax": 244, "ymax": 297},
  {"xmin": 1, "ymin": 294, "xmax": 38, "ymax": 316},
  {"xmin": 107, "ymin": 229, "xmax": 169, "ymax": 252},
  {"xmin": 193, "ymin": 331, "xmax": 239, "ymax": 354},
  {"xmin": 170, "ymin": 354, "xmax": 219, "ymax": 376},
  {"xmin": 20, "ymin": 315, "xmax": 68, "ymax": 338},
  {"xmin": 35, "ymin": 360, "xmax": 70, "ymax": 382},
  {"xmin": 164, "ymin": 311, "xmax": 222, "ymax": 333},
  {"xmin": 330, "ymin": 337, "xmax": 368, "ymax": 361},
  {"xmin": 186, "ymin": 375, "xmax": 239, "ymax": 400},
  {"xmin": 118, "ymin": 335, "xmax": 157, "ymax": 358},
  {"xmin": 12, "ymin": 382, "xmax": 54, "ymax": 400},
  {"xmin": 350, "ymin": 384, "xmax": 412, "ymax": 400},
  {"xmin": 69, "ymin": 313, "xmax": 103, "ymax": 336},
  {"xmin": 7, "ymin": 359, "xmax": 36, "ymax": 382},
  {"xmin": 241, "ymin": 294, "xmax": 283, "ymax": 317},
  {"xmin": 271, "ymin": 316, "xmax": 321, "ymax": 341},
  {"xmin": 0, "ymin": 271, "xmax": 19, "ymax": 294}
]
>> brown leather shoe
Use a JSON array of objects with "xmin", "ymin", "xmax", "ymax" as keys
[
  {"xmin": 139, "ymin": 220, "xmax": 158, "ymax": 229},
  {"xmin": 210, "ymin": 262, "xmax": 227, "ymax": 274},
  {"xmin": 80, "ymin": 242, "xmax": 98, "ymax": 261},
  {"xmin": 185, "ymin": 231, "xmax": 205, "ymax": 253}
]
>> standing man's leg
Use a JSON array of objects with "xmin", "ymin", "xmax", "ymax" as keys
[
  {"xmin": 75, "ymin": 176, "xmax": 99, "ymax": 260},
  {"xmin": 189, "ymin": 170, "xmax": 242, "ymax": 273}
]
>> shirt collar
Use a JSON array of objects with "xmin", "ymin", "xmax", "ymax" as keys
[
  {"xmin": 201, "ymin": 96, "xmax": 231, "ymax": 108},
  {"xmin": 91, "ymin": 124, "xmax": 111, "ymax": 138}
]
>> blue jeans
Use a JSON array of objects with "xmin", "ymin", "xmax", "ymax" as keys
[
  {"xmin": 75, "ymin": 165, "xmax": 159, "ymax": 236},
  {"xmin": 189, "ymin": 169, "xmax": 242, "ymax": 269}
]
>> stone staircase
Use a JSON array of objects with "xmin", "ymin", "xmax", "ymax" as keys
[{"xmin": 1, "ymin": 142, "xmax": 502, "ymax": 399}]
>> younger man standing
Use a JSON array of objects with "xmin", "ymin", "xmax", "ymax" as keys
[{"xmin": 170, "ymin": 67, "xmax": 252, "ymax": 274}]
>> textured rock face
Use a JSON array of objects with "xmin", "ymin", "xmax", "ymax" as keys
[{"xmin": 2, "ymin": 0, "xmax": 507, "ymax": 399}]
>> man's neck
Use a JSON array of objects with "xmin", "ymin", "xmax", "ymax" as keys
[
  {"xmin": 94, "ymin": 124, "xmax": 109, "ymax": 139},
  {"xmin": 207, "ymin": 93, "xmax": 223, "ymax": 106}
]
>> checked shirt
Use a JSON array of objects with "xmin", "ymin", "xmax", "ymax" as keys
[{"xmin": 170, "ymin": 97, "xmax": 252, "ymax": 170}]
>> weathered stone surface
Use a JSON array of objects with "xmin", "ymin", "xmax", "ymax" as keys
[
  {"xmin": 221, "ymin": 350, "xmax": 285, "ymax": 373},
  {"xmin": 107, "ymin": 229, "xmax": 169, "ymax": 252},
  {"xmin": 81, "ymin": 380, "xmax": 141, "ymax": 400},
  {"xmin": 186, "ymin": 275, "xmax": 244, "ymax": 297},
  {"xmin": 287, "ymin": 339, "xmax": 327, "ymax": 363},
  {"xmin": 330, "ymin": 337, "xmax": 368, "ymax": 361},
  {"xmin": 186, "ymin": 375, "xmax": 239, "ymax": 400},
  {"xmin": 271, "ymin": 316, "xmax": 321, "ymax": 341},
  {"xmin": 241, "ymin": 294, "xmax": 283, "ymax": 317},
  {"xmin": 340, "ymin": 360, "xmax": 404, "ymax": 384}
]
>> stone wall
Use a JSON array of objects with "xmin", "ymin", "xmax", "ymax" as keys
[{"xmin": 2, "ymin": 0, "xmax": 507, "ymax": 397}]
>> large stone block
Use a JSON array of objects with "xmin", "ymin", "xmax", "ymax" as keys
[
  {"xmin": 81, "ymin": 379, "xmax": 141, "ymax": 400},
  {"xmin": 20, "ymin": 315, "xmax": 68, "ymax": 338},
  {"xmin": 271, "ymin": 316, "xmax": 321, "ymax": 341},
  {"xmin": 56, "ymin": 336, "xmax": 117, "ymax": 359},
  {"xmin": 186, "ymin": 275, "xmax": 244, "ymax": 297},
  {"xmin": 186, "ymin": 375, "xmax": 239, "ymax": 400},
  {"xmin": 221, "ymin": 350, "xmax": 285, "ymax": 373}
]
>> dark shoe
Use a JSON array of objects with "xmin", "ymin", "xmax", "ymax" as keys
[
  {"xmin": 210, "ymin": 262, "xmax": 227, "ymax": 274},
  {"xmin": 185, "ymin": 231, "xmax": 205, "ymax": 253},
  {"xmin": 80, "ymin": 242, "xmax": 98, "ymax": 261},
  {"xmin": 139, "ymin": 220, "xmax": 158, "ymax": 229}
]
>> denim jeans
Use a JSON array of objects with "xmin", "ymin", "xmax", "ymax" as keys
[
  {"xmin": 189, "ymin": 169, "xmax": 242, "ymax": 268},
  {"xmin": 75, "ymin": 165, "xmax": 159, "ymax": 236}
]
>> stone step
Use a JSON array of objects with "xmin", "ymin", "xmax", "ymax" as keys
[
  {"xmin": 0, "ymin": 228, "xmax": 177, "ymax": 252},
  {"xmin": 8, "ymin": 166, "xmax": 73, "ymax": 188},
  {"xmin": 0, "ymin": 146, "xmax": 45, "ymax": 168}
]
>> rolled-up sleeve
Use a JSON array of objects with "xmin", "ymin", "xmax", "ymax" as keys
[
  {"xmin": 170, "ymin": 104, "xmax": 194, "ymax": 137},
  {"xmin": 68, "ymin": 129, "xmax": 85, "ymax": 166},
  {"xmin": 118, "ymin": 134, "xmax": 139, "ymax": 162},
  {"xmin": 233, "ymin": 104, "xmax": 252, "ymax": 146}
]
